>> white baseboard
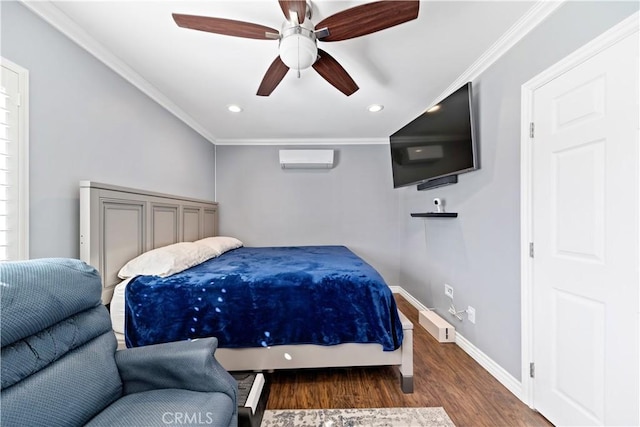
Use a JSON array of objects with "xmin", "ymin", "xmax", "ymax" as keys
[
  {"xmin": 454, "ymin": 332, "xmax": 523, "ymax": 401},
  {"xmin": 392, "ymin": 286, "xmax": 524, "ymax": 403},
  {"xmin": 390, "ymin": 286, "xmax": 429, "ymax": 312}
]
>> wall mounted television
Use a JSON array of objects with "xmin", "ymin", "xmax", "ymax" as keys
[{"xmin": 390, "ymin": 82, "xmax": 478, "ymax": 190}]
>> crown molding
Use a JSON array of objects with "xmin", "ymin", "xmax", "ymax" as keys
[
  {"xmin": 19, "ymin": 0, "xmax": 217, "ymax": 145},
  {"xmin": 423, "ymin": 0, "xmax": 566, "ymax": 112},
  {"xmin": 214, "ymin": 137, "xmax": 389, "ymax": 146}
]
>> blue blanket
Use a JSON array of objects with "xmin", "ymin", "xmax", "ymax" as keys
[{"xmin": 125, "ymin": 246, "xmax": 403, "ymax": 351}]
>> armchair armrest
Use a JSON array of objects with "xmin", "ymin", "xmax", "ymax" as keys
[{"xmin": 115, "ymin": 337, "xmax": 237, "ymax": 404}]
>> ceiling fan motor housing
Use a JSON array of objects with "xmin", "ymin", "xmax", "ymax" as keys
[{"xmin": 279, "ymin": 20, "xmax": 317, "ymax": 70}]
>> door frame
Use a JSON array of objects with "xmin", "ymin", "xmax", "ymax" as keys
[{"xmin": 519, "ymin": 11, "xmax": 639, "ymax": 409}]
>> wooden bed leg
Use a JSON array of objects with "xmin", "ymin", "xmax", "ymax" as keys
[{"xmin": 399, "ymin": 317, "xmax": 414, "ymax": 394}]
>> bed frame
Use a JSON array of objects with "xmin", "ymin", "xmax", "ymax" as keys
[{"xmin": 79, "ymin": 181, "xmax": 414, "ymax": 393}]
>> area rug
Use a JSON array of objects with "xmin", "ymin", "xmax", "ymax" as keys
[{"xmin": 261, "ymin": 407, "xmax": 456, "ymax": 426}]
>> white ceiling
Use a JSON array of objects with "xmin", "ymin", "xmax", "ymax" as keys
[{"xmin": 30, "ymin": 1, "xmax": 542, "ymax": 144}]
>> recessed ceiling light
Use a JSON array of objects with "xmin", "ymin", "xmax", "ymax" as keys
[
  {"xmin": 227, "ymin": 104, "xmax": 243, "ymax": 113},
  {"xmin": 367, "ymin": 104, "xmax": 384, "ymax": 113},
  {"xmin": 427, "ymin": 105, "xmax": 441, "ymax": 113}
]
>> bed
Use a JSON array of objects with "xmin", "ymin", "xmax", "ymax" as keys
[{"xmin": 79, "ymin": 181, "xmax": 414, "ymax": 393}]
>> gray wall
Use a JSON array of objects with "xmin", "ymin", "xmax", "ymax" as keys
[
  {"xmin": 398, "ymin": 1, "xmax": 639, "ymax": 380},
  {"xmin": 1, "ymin": 1, "xmax": 216, "ymax": 259},
  {"xmin": 216, "ymin": 144, "xmax": 402, "ymax": 286}
]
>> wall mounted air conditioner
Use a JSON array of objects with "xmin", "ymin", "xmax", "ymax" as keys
[{"xmin": 279, "ymin": 149, "xmax": 334, "ymax": 169}]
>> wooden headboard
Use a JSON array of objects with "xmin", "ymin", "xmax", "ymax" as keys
[{"xmin": 79, "ymin": 181, "xmax": 218, "ymax": 303}]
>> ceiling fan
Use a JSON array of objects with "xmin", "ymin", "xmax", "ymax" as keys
[{"xmin": 172, "ymin": 0, "xmax": 419, "ymax": 96}]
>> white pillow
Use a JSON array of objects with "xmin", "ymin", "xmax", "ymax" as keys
[
  {"xmin": 195, "ymin": 236, "xmax": 243, "ymax": 255},
  {"xmin": 118, "ymin": 242, "xmax": 219, "ymax": 279}
]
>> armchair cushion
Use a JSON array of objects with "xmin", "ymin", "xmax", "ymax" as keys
[
  {"xmin": 116, "ymin": 337, "xmax": 237, "ymax": 400},
  {"xmin": 1, "ymin": 305, "xmax": 113, "ymax": 389},
  {"xmin": 1, "ymin": 332, "xmax": 123, "ymax": 427},
  {"xmin": 86, "ymin": 389, "xmax": 236, "ymax": 427},
  {"xmin": 1, "ymin": 258, "xmax": 103, "ymax": 346}
]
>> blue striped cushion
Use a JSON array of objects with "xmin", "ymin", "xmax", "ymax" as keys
[
  {"xmin": 1, "ymin": 332, "xmax": 122, "ymax": 426},
  {"xmin": 1, "ymin": 258, "xmax": 102, "ymax": 346},
  {"xmin": 1, "ymin": 305, "xmax": 112, "ymax": 389}
]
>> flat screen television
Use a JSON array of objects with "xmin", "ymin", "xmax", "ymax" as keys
[{"xmin": 390, "ymin": 82, "xmax": 478, "ymax": 190}]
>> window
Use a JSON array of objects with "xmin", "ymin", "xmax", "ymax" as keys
[{"xmin": 1, "ymin": 59, "xmax": 29, "ymax": 261}]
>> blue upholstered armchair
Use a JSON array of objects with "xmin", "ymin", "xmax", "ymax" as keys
[{"xmin": 0, "ymin": 258, "xmax": 238, "ymax": 427}]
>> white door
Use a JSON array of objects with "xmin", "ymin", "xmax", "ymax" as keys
[{"xmin": 531, "ymin": 32, "xmax": 639, "ymax": 426}]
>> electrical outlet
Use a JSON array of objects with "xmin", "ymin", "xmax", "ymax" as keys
[
  {"xmin": 467, "ymin": 306, "xmax": 476, "ymax": 324},
  {"xmin": 444, "ymin": 284, "xmax": 454, "ymax": 299}
]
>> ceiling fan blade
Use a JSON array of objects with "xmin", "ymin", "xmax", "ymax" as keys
[
  {"xmin": 257, "ymin": 56, "xmax": 290, "ymax": 96},
  {"xmin": 312, "ymin": 49, "xmax": 359, "ymax": 96},
  {"xmin": 315, "ymin": 1, "xmax": 419, "ymax": 42},
  {"xmin": 278, "ymin": 1, "xmax": 307, "ymax": 24},
  {"xmin": 172, "ymin": 14, "xmax": 278, "ymax": 40}
]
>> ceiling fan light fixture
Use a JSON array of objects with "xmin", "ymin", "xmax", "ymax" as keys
[
  {"xmin": 368, "ymin": 104, "xmax": 384, "ymax": 113},
  {"xmin": 279, "ymin": 23, "xmax": 317, "ymax": 70},
  {"xmin": 227, "ymin": 104, "xmax": 243, "ymax": 113}
]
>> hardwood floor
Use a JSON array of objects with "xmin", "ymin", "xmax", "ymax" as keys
[{"xmin": 265, "ymin": 295, "xmax": 552, "ymax": 427}]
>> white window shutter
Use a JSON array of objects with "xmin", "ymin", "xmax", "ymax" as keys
[
  {"xmin": 0, "ymin": 87, "xmax": 13, "ymax": 260},
  {"xmin": 1, "ymin": 60, "xmax": 29, "ymax": 261}
]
